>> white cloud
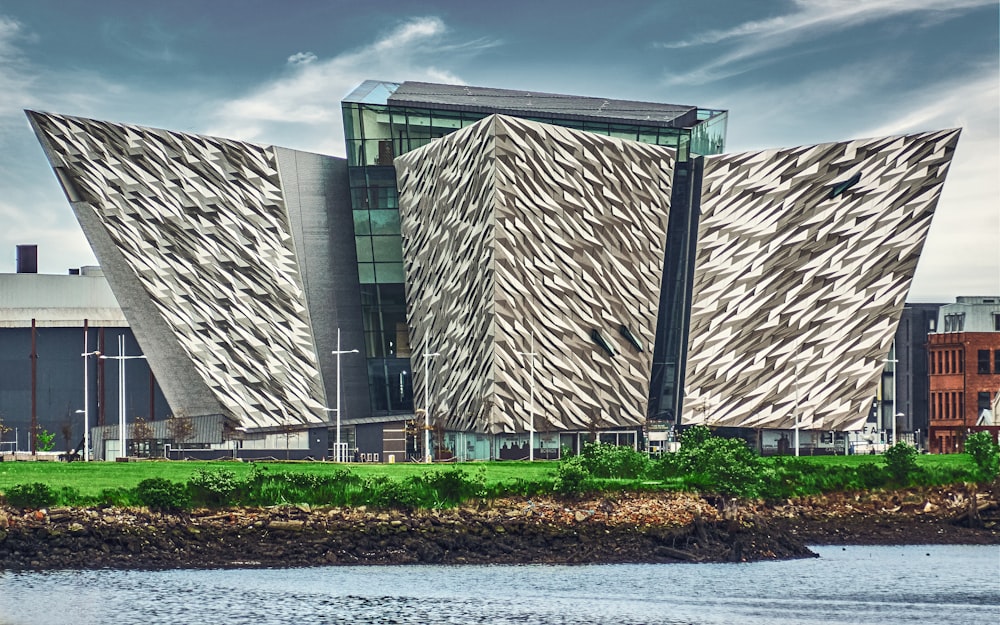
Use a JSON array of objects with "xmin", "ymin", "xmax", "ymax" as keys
[
  {"xmin": 659, "ymin": 0, "xmax": 995, "ymax": 84},
  {"xmin": 862, "ymin": 71, "xmax": 1000, "ymax": 300},
  {"xmin": 287, "ymin": 52, "xmax": 317, "ymax": 66},
  {"xmin": 206, "ymin": 16, "xmax": 489, "ymax": 156}
]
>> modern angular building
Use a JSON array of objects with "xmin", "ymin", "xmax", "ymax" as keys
[{"xmin": 25, "ymin": 80, "xmax": 960, "ymax": 460}]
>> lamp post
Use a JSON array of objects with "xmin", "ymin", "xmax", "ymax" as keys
[
  {"xmin": 99, "ymin": 335, "xmax": 145, "ymax": 460},
  {"xmin": 516, "ymin": 330, "xmax": 537, "ymax": 461},
  {"xmin": 793, "ymin": 372, "xmax": 801, "ymax": 457},
  {"xmin": 330, "ymin": 328, "xmax": 359, "ymax": 463},
  {"xmin": 81, "ymin": 342, "xmax": 101, "ymax": 462},
  {"xmin": 422, "ymin": 350, "xmax": 441, "ymax": 463},
  {"xmin": 884, "ymin": 343, "xmax": 898, "ymax": 446}
]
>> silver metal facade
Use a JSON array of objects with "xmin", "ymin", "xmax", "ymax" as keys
[
  {"xmin": 396, "ymin": 115, "xmax": 675, "ymax": 433},
  {"xmin": 684, "ymin": 129, "xmax": 962, "ymax": 432},
  {"xmin": 26, "ymin": 112, "xmax": 361, "ymax": 430}
]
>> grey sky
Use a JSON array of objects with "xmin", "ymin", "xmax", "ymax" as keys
[{"xmin": 0, "ymin": 0, "xmax": 996, "ymax": 301}]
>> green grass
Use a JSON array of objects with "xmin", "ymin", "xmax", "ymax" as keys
[
  {"xmin": 0, "ymin": 460, "xmax": 561, "ymax": 498},
  {"xmin": 762, "ymin": 454, "xmax": 975, "ymax": 470},
  {"xmin": 0, "ymin": 453, "xmax": 981, "ymax": 504}
]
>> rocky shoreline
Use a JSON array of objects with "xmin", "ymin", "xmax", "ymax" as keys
[{"xmin": 1, "ymin": 486, "xmax": 996, "ymax": 570}]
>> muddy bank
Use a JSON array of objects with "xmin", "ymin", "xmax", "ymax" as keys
[
  {"xmin": 1, "ymin": 487, "xmax": 996, "ymax": 570},
  {"xmin": 0, "ymin": 493, "xmax": 809, "ymax": 570},
  {"xmin": 760, "ymin": 484, "xmax": 1000, "ymax": 545}
]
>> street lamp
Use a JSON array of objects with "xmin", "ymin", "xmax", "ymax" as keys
[
  {"xmin": 422, "ymin": 350, "xmax": 441, "ymax": 463},
  {"xmin": 99, "ymin": 334, "xmax": 145, "ymax": 460},
  {"xmin": 792, "ymin": 371, "xmax": 801, "ymax": 457},
  {"xmin": 516, "ymin": 330, "xmax": 537, "ymax": 461},
  {"xmin": 884, "ymin": 343, "xmax": 898, "ymax": 446},
  {"xmin": 80, "ymin": 345, "xmax": 101, "ymax": 462},
  {"xmin": 329, "ymin": 328, "xmax": 359, "ymax": 463}
]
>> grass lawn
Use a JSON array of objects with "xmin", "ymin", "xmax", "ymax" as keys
[
  {"xmin": 0, "ymin": 453, "xmax": 978, "ymax": 500},
  {"xmin": 0, "ymin": 459, "xmax": 561, "ymax": 498},
  {"xmin": 763, "ymin": 453, "xmax": 975, "ymax": 471}
]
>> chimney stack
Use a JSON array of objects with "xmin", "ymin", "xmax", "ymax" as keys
[{"xmin": 16, "ymin": 245, "xmax": 38, "ymax": 274}]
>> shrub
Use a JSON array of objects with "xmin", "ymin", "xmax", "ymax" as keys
[
  {"xmin": 671, "ymin": 427, "xmax": 764, "ymax": 498},
  {"xmin": 3, "ymin": 482, "xmax": 57, "ymax": 509},
  {"xmin": 855, "ymin": 462, "xmax": 888, "ymax": 489},
  {"xmin": 578, "ymin": 441, "xmax": 650, "ymax": 479},
  {"xmin": 422, "ymin": 466, "xmax": 487, "ymax": 505},
  {"xmin": 188, "ymin": 468, "xmax": 241, "ymax": 506},
  {"xmin": 135, "ymin": 477, "xmax": 190, "ymax": 512},
  {"xmin": 964, "ymin": 432, "xmax": 1000, "ymax": 482},
  {"xmin": 36, "ymin": 429, "xmax": 56, "ymax": 452},
  {"xmin": 884, "ymin": 442, "xmax": 918, "ymax": 485},
  {"xmin": 95, "ymin": 487, "xmax": 137, "ymax": 507},
  {"xmin": 554, "ymin": 455, "xmax": 591, "ymax": 494},
  {"xmin": 363, "ymin": 476, "xmax": 423, "ymax": 509}
]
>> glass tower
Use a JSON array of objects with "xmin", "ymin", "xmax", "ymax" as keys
[{"xmin": 341, "ymin": 80, "xmax": 727, "ymax": 419}]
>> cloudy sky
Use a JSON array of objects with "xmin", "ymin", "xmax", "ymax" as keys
[{"xmin": 0, "ymin": 0, "xmax": 996, "ymax": 301}]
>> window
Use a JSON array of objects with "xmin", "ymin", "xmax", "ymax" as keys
[
  {"xmin": 978, "ymin": 350, "xmax": 990, "ymax": 374},
  {"xmin": 828, "ymin": 171, "xmax": 862, "ymax": 199},
  {"xmin": 994, "ymin": 314, "xmax": 1000, "ymax": 332},
  {"xmin": 978, "ymin": 392, "xmax": 991, "ymax": 412},
  {"xmin": 618, "ymin": 325, "xmax": 644, "ymax": 351},
  {"xmin": 591, "ymin": 329, "xmax": 616, "ymax": 356},
  {"xmin": 995, "ymin": 350, "xmax": 1000, "ymax": 374},
  {"xmin": 944, "ymin": 313, "xmax": 965, "ymax": 332}
]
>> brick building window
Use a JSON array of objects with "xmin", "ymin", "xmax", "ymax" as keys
[
  {"xmin": 978, "ymin": 391, "xmax": 992, "ymax": 413},
  {"xmin": 978, "ymin": 350, "xmax": 990, "ymax": 374},
  {"xmin": 994, "ymin": 349, "xmax": 1000, "ymax": 374},
  {"xmin": 944, "ymin": 313, "xmax": 965, "ymax": 332}
]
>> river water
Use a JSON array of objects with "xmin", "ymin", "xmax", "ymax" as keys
[{"xmin": 0, "ymin": 545, "xmax": 997, "ymax": 624}]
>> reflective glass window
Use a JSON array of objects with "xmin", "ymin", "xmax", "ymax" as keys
[
  {"xmin": 358, "ymin": 263, "xmax": 376, "ymax": 284},
  {"xmin": 609, "ymin": 124, "xmax": 637, "ymax": 140},
  {"xmin": 434, "ymin": 111, "xmax": 463, "ymax": 129},
  {"xmin": 375, "ymin": 262, "xmax": 405, "ymax": 283},
  {"xmin": 372, "ymin": 236, "xmax": 403, "ymax": 262},
  {"xmin": 369, "ymin": 210, "xmax": 400, "ymax": 235},
  {"xmin": 352, "ymin": 211, "xmax": 371, "ymax": 235},
  {"xmin": 355, "ymin": 238, "xmax": 373, "ymax": 262}
]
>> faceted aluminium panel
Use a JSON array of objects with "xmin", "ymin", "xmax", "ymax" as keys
[
  {"xmin": 396, "ymin": 115, "xmax": 674, "ymax": 433},
  {"xmin": 683, "ymin": 129, "xmax": 961, "ymax": 432},
  {"xmin": 28, "ymin": 112, "xmax": 331, "ymax": 429}
]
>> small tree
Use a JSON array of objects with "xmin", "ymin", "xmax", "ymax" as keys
[
  {"xmin": 964, "ymin": 431, "xmax": 1000, "ymax": 482},
  {"xmin": 166, "ymin": 413, "xmax": 195, "ymax": 447},
  {"xmin": 131, "ymin": 417, "xmax": 154, "ymax": 457},
  {"xmin": 36, "ymin": 428, "xmax": 56, "ymax": 452},
  {"xmin": 0, "ymin": 415, "xmax": 11, "ymax": 447},
  {"xmin": 883, "ymin": 442, "xmax": 918, "ymax": 485}
]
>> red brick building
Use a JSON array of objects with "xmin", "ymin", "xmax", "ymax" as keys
[{"xmin": 928, "ymin": 326, "xmax": 1000, "ymax": 453}]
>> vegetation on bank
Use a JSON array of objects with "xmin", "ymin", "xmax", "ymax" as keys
[{"xmin": 0, "ymin": 427, "xmax": 996, "ymax": 511}]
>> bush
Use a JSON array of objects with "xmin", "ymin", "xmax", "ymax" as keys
[
  {"xmin": 363, "ymin": 476, "xmax": 423, "ymax": 509},
  {"xmin": 421, "ymin": 466, "xmax": 487, "ymax": 505},
  {"xmin": 964, "ymin": 432, "xmax": 1000, "ymax": 482},
  {"xmin": 855, "ymin": 462, "xmax": 888, "ymax": 489},
  {"xmin": 884, "ymin": 442, "xmax": 918, "ymax": 485},
  {"xmin": 135, "ymin": 477, "xmax": 190, "ymax": 512},
  {"xmin": 188, "ymin": 468, "xmax": 241, "ymax": 506},
  {"xmin": 554, "ymin": 455, "xmax": 591, "ymax": 494},
  {"xmin": 3, "ymin": 482, "xmax": 57, "ymax": 509},
  {"xmin": 578, "ymin": 441, "xmax": 650, "ymax": 479},
  {"xmin": 670, "ymin": 427, "xmax": 764, "ymax": 498}
]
